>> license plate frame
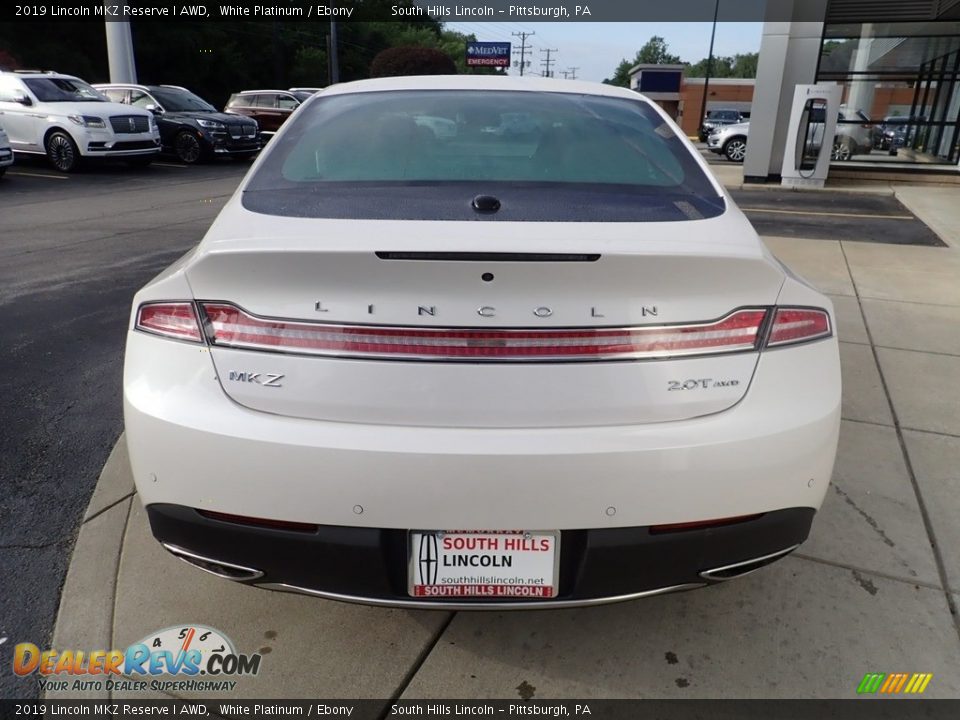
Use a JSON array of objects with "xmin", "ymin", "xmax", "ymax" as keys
[{"xmin": 408, "ymin": 530, "xmax": 560, "ymax": 600}]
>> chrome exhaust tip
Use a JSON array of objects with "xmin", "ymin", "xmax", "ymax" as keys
[
  {"xmin": 161, "ymin": 543, "xmax": 264, "ymax": 582},
  {"xmin": 699, "ymin": 544, "xmax": 800, "ymax": 582}
]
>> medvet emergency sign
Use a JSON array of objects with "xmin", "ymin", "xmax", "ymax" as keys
[{"xmin": 466, "ymin": 42, "xmax": 511, "ymax": 67}]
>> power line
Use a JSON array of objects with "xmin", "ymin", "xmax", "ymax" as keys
[
  {"xmin": 562, "ymin": 66, "xmax": 579, "ymax": 80},
  {"xmin": 511, "ymin": 31, "xmax": 535, "ymax": 76},
  {"xmin": 540, "ymin": 48, "xmax": 558, "ymax": 78}
]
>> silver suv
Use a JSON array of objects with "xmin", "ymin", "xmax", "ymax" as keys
[
  {"xmin": 706, "ymin": 121, "xmax": 750, "ymax": 162},
  {"xmin": 707, "ymin": 108, "xmax": 874, "ymax": 164},
  {"xmin": 0, "ymin": 70, "xmax": 160, "ymax": 172}
]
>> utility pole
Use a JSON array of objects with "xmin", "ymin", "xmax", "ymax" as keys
[
  {"xmin": 512, "ymin": 31, "xmax": 535, "ymax": 76},
  {"xmin": 697, "ymin": 0, "xmax": 720, "ymax": 140},
  {"xmin": 104, "ymin": 2, "xmax": 137, "ymax": 83},
  {"xmin": 567, "ymin": 66, "xmax": 579, "ymax": 80},
  {"xmin": 328, "ymin": 21, "xmax": 340, "ymax": 85},
  {"xmin": 540, "ymin": 48, "xmax": 558, "ymax": 78}
]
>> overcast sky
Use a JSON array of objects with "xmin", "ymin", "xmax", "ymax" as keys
[{"xmin": 445, "ymin": 22, "xmax": 764, "ymax": 81}]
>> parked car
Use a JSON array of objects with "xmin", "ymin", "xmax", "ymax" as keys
[
  {"xmin": 288, "ymin": 87, "xmax": 322, "ymax": 94},
  {"xmin": 699, "ymin": 108, "xmax": 749, "ymax": 142},
  {"xmin": 0, "ymin": 70, "xmax": 160, "ymax": 172},
  {"xmin": 707, "ymin": 108, "xmax": 874, "ymax": 163},
  {"xmin": 124, "ymin": 76, "xmax": 840, "ymax": 609},
  {"xmin": 875, "ymin": 115, "xmax": 925, "ymax": 154},
  {"xmin": 706, "ymin": 121, "xmax": 750, "ymax": 162},
  {"xmin": 832, "ymin": 107, "xmax": 874, "ymax": 160},
  {"xmin": 0, "ymin": 123, "xmax": 13, "ymax": 177},
  {"xmin": 95, "ymin": 84, "xmax": 260, "ymax": 164},
  {"xmin": 223, "ymin": 89, "xmax": 313, "ymax": 137}
]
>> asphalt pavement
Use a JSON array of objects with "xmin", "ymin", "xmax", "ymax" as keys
[{"xmin": 0, "ymin": 157, "xmax": 250, "ymax": 699}]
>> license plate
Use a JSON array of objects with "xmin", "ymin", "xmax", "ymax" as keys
[{"xmin": 409, "ymin": 530, "xmax": 559, "ymax": 599}]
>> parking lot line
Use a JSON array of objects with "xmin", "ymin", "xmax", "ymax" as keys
[
  {"xmin": 7, "ymin": 171, "xmax": 69, "ymax": 180},
  {"xmin": 741, "ymin": 207, "xmax": 914, "ymax": 221},
  {"xmin": 154, "ymin": 162, "xmax": 189, "ymax": 168}
]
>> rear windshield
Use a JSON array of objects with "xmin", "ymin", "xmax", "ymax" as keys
[{"xmin": 243, "ymin": 90, "xmax": 724, "ymax": 222}]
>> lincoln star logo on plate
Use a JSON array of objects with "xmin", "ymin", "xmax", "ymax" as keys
[{"xmin": 418, "ymin": 534, "xmax": 439, "ymax": 585}]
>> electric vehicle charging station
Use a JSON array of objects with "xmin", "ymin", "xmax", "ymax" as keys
[{"xmin": 780, "ymin": 84, "xmax": 843, "ymax": 188}]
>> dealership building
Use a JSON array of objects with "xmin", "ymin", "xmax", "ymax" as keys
[
  {"xmin": 745, "ymin": 0, "xmax": 960, "ymax": 181},
  {"xmin": 629, "ymin": 0, "xmax": 960, "ymax": 180}
]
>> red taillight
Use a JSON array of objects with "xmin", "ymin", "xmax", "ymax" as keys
[
  {"xmin": 135, "ymin": 302, "xmax": 203, "ymax": 342},
  {"xmin": 199, "ymin": 303, "xmax": 768, "ymax": 362},
  {"xmin": 767, "ymin": 307, "xmax": 832, "ymax": 347}
]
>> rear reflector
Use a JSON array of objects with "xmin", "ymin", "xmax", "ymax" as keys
[
  {"xmin": 650, "ymin": 514, "xmax": 764, "ymax": 534},
  {"xmin": 136, "ymin": 302, "xmax": 203, "ymax": 342},
  {"xmin": 767, "ymin": 308, "xmax": 832, "ymax": 347},
  {"xmin": 197, "ymin": 509, "xmax": 319, "ymax": 534},
  {"xmin": 199, "ymin": 303, "xmax": 768, "ymax": 362}
]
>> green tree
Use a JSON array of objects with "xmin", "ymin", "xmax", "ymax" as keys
[
  {"xmin": 370, "ymin": 46, "xmax": 457, "ymax": 77},
  {"xmin": 686, "ymin": 52, "xmax": 758, "ymax": 79},
  {"xmin": 731, "ymin": 52, "xmax": 758, "ymax": 78},
  {"xmin": 603, "ymin": 35, "xmax": 682, "ymax": 87}
]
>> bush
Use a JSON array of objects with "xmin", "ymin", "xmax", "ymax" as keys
[
  {"xmin": 0, "ymin": 49, "xmax": 21, "ymax": 71},
  {"xmin": 370, "ymin": 46, "xmax": 456, "ymax": 78}
]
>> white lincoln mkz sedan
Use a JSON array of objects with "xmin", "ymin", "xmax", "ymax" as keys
[{"xmin": 124, "ymin": 76, "xmax": 841, "ymax": 608}]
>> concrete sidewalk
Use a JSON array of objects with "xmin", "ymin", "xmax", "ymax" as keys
[{"xmin": 45, "ymin": 188, "xmax": 960, "ymax": 702}]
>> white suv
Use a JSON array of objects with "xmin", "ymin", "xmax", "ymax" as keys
[
  {"xmin": 0, "ymin": 123, "xmax": 13, "ymax": 177},
  {"xmin": 0, "ymin": 70, "xmax": 160, "ymax": 172}
]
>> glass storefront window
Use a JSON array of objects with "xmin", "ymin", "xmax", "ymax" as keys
[{"xmin": 818, "ymin": 22, "xmax": 960, "ymax": 166}]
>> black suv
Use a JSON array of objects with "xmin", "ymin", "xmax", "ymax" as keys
[
  {"xmin": 699, "ymin": 109, "xmax": 750, "ymax": 142},
  {"xmin": 94, "ymin": 84, "xmax": 260, "ymax": 164}
]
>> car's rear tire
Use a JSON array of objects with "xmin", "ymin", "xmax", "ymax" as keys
[
  {"xmin": 174, "ymin": 131, "xmax": 204, "ymax": 164},
  {"xmin": 46, "ymin": 131, "xmax": 81, "ymax": 173},
  {"xmin": 723, "ymin": 137, "xmax": 747, "ymax": 163},
  {"xmin": 832, "ymin": 138, "xmax": 853, "ymax": 161}
]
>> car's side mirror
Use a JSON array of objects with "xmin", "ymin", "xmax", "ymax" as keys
[
  {"xmin": 145, "ymin": 104, "xmax": 162, "ymax": 115},
  {"xmin": 13, "ymin": 93, "xmax": 32, "ymax": 107}
]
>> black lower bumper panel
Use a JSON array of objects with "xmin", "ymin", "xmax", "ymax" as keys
[{"xmin": 146, "ymin": 504, "xmax": 815, "ymax": 605}]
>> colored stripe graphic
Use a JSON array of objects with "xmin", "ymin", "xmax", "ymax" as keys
[
  {"xmin": 879, "ymin": 674, "xmax": 898, "ymax": 693},
  {"xmin": 904, "ymin": 674, "xmax": 919, "ymax": 694},
  {"xmin": 857, "ymin": 673, "xmax": 885, "ymax": 694},
  {"xmin": 857, "ymin": 672, "xmax": 932, "ymax": 694}
]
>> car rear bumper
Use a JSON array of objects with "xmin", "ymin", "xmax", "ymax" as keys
[
  {"xmin": 148, "ymin": 502, "xmax": 814, "ymax": 608},
  {"xmin": 124, "ymin": 329, "xmax": 840, "ymax": 530}
]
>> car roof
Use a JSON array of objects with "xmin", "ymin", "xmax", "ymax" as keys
[
  {"xmin": 4, "ymin": 70, "xmax": 79, "ymax": 80},
  {"xmin": 236, "ymin": 89, "xmax": 295, "ymax": 94},
  {"xmin": 94, "ymin": 84, "xmax": 185, "ymax": 91},
  {"xmin": 318, "ymin": 75, "xmax": 653, "ymax": 103}
]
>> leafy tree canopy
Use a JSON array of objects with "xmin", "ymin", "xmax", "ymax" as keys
[
  {"xmin": 604, "ymin": 36, "xmax": 759, "ymax": 87},
  {"xmin": 604, "ymin": 36, "xmax": 683, "ymax": 86}
]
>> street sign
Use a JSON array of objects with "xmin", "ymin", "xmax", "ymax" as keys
[{"xmin": 466, "ymin": 42, "xmax": 511, "ymax": 67}]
